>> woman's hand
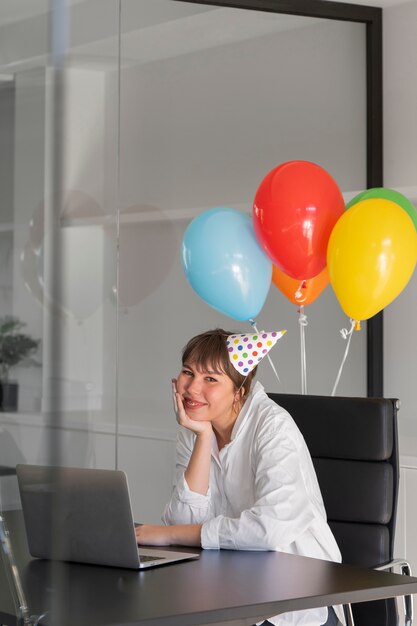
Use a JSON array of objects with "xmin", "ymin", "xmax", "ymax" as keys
[{"xmin": 172, "ymin": 378, "xmax": 212, "ymax": 437}]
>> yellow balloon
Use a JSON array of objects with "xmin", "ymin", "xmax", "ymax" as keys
[{"xmin": 327, "ymin": 198, "xmax": 417, "ymax": 321}]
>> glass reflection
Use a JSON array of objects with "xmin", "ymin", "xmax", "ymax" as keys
[{"xmin": 0, "ymin": 0, "xmax": 370, "ymax": 622}]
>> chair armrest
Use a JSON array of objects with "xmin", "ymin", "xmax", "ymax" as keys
[
  {"xmin": 344, "ymin": 559, "xmax": 413, "ymax": 626},
  {"xmin": 344, "ymin": 603, "xmax": 355, "ymax": 626},
  {"xmin": 375, "ymin": 559, "xmax": 413, "ymax": 626}
]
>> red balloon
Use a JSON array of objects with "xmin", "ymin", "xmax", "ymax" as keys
[{"xmin": 253, "ymin": 161, "xmax": 345, "ymax": 279}]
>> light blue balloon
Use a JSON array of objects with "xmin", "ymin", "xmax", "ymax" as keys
[{"xmin": 182, "ymin": 207, "xmax": 272, "ymax": 321}]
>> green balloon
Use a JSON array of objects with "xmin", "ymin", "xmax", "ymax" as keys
[{"xmin": 346, "ymin": 187, "xmax": 417, "ymax": 231}]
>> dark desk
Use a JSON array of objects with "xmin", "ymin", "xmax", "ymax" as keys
[{"xmin": 1, "ymin": 510, "xmax": 417, "ymax": 626}]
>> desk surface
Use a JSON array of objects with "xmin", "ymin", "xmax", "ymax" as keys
[{"xmin": 2, "ymin": 510, "xmax": 417, "ymax": 626}]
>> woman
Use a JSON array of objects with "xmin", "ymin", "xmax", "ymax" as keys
[{"xmin": 136, "ymin": 329, "xmax": 343, "ymax": 626}]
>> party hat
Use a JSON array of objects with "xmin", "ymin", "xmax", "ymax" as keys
[{"xmin": 226, "ymin": 330, "xmax": 286, "ymax": 376}]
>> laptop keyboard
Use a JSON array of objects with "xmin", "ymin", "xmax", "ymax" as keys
[{"xmin": 140, "ymin": 554, "xmax": 165, "ymax": 562}]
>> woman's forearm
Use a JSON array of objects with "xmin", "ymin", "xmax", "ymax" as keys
[
  {"xmin": 170, "ymin": 523, "xmax": 202, "ymax": 546},
  {"xmin": 136, "ymin": 523, "xmax": 202, "ymax": 547},
  {"xmin": 185, "ymin": 431, "xmax": 212, "ymax": 495}
]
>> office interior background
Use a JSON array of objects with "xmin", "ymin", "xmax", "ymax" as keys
[{"xmin": 0, "ymin": 0, "xmax": 417, "ymax": 580}]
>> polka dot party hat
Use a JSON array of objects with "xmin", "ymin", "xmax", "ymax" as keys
[{"xmin": 226, "ymin": 330, "xmax": 286, "ymax": 376}]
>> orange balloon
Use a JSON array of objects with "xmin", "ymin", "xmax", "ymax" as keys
[{"xmin": 272, "ymin": 265, "xmax": 329, "ymax": 306}]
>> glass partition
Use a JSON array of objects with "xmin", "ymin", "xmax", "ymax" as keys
[
  {"xmin": 0, "ymin": 0, "xmax": 120, "ymax": 480},
  {"xmin": 0, "ymin": 2, "xmax": 120, "ymax": 620},
  {"xmin": 0, "ymin": 0, "xmax": 373, "ymax": 622}
]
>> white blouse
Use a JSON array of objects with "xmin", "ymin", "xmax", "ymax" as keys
[{"xmin": 163, "ymin": 381, "xmax": 343, "ymax": 626}]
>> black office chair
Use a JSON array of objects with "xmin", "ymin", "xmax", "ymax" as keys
[{"xmin": 267, "ymin": 392, "xmax": 413, "ymax": 626}]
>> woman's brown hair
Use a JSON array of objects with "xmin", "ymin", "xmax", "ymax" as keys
[{"xmin": 181, "ymin": 328, "xmax": 257, "ymax": 398}]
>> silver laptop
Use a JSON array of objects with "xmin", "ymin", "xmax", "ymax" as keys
[{"xmin": 16, "ymin": 464, "xmax": 200, "ymax": 569}]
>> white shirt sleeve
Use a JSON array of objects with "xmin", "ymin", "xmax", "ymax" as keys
[
  {"xmin": 163, "ymin": 428, "xmax": 213, "ymax": 525},
  {"xmin": 201, "ymin": 420, "xmax": 316, "ymax": 551}
]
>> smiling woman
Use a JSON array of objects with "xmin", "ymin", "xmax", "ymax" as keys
[{"xmin": 136, "ymin": 328, "xmax": 344, "ymax": 626}]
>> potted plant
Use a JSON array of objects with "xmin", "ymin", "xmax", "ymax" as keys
[{"xmin": 0, "ymin": 316, "xmax": 40, "ymax": 412}]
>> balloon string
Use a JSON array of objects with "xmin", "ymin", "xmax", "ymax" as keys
[
  {"xmin": 295, "ymin": 281, "xmax": 304, "ymax": 302},
  {"xmin": 298, "ymin": 306, "xmax": 308, "ymax": 394},
  {"xmin": 294, "ymin": 280, "xmax": 307, "ymax": 303},
  {"xmin": 331, "ymin": 319, "xmax": 356, "ymax": 396},
  {"xmin": 249, "ymin": 319, "xmax": 281, "ymax": 384}
]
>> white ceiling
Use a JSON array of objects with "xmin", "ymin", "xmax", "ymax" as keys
[
  {"xmin": 74, "ymin": 6, "xmax": 320, "ymax": 69},
  {"xmin": 0, "ymin": 0, "xmax": 414, "ymax": 72},
  {"xmin": 0, "ymin": 0, "xmax": 86, "ymax": 26},
  {"xmin": 0, "ymin": 1, "xmax": 322, "ymax": 72},
  {"xmin": 0, "ymin": 0, "xmax": 411, "ymax": 27}
]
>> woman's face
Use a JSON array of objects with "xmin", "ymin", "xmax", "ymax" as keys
[{"xmin": 176, "ymin": 361, "xmax": 237, "ymax": 425}]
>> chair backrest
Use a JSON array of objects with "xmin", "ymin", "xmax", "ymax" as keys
[{"xmin": 268, "ymin": 392, "xmax": 400, "ymax": 626}]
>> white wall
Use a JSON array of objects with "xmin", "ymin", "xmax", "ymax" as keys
[
  {"xmin": 383, "ymin": 0, "xmax": 417, "ymax": 575},
  {"xmin": 383, "ymin": 0, "xmax": 417, "ymax": 456}
]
